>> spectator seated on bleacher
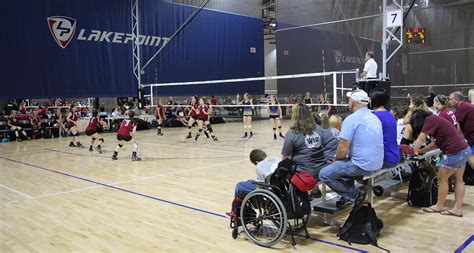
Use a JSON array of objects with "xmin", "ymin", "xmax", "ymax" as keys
[
  {"xmin": 319, "ymin": 90, "xmax": 384, "ymax": 209},
  {"xmin": 370, "ymin": 88, "xmax": 400, "ymax": 168}
]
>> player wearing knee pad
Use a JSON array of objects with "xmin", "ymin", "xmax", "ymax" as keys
[{"xmin": 112, "ymin": 110, "xmax": 141, "ymax": 161}]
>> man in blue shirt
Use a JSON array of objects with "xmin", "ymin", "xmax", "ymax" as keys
[{"xmin": 319, "ymin": 89, "xmax": 384, "ymax": 208}]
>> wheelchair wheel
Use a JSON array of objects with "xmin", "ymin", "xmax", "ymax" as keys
[{"xmin": 240, "ymin": 189, "xmax": 287, "ymax": 247}]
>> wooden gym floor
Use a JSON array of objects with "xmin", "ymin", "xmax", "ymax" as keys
[{"xmin": 1, "ymin": 120, "xmax": 473, "ymax": 252}]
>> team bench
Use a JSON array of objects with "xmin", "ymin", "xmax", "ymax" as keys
[{"xmin": 312, "ymin": 149, "xmax": 443, "ymax": 214}]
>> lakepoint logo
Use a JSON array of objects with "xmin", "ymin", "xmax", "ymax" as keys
[
  {"xmin": 333, "ymin": 49, "xmax": 365, "ymax": 67},
  {"xmin": 47, "ymin": 16, "xmax": 169, "ymax": 49}
]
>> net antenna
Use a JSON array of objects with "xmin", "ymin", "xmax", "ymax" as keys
[{"xmin": 141, "ymin": 0, "xmax": 210, "ymax": 72}]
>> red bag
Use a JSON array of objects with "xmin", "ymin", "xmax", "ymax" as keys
[{"xmin": 291, "ymin": 172, "xmax": 317, "ymax": 192}]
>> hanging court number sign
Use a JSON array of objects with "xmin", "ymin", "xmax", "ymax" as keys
[{"xmin": 386, "ymin": 10, "xmax": 403, "ymax": 28}]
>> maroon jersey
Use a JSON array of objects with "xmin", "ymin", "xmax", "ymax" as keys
[
  {"xmin": 9, "ymin": 116, "xmax": 19, "ymax": 126},
  {"xmin": 117, "ymin": 119, "xmax": 135, "ymax": 136},
  {"xmin": 190, "ymin": 103, "xmax": 199, "ymax": 116},
  {"xmin": 156, "ymin": 105, "xmax": 164, "ymax": 119},
  {"xmin": 437, "ymin": 108, "xmax": 457, "ymax": 127},
  {"xmin": 32, "ymin": 116, "xmax": 41, "ymax": 126},
  {"xmin": 67, "ymin": 113, "xmax": 79, "ymax": 127},
  {"xmin": 86, "ymin": 117, "xmax": 99, "ymax": 132},
  {"xmin": 422, "ymin": 114, "xmax": 468, "ymax": 154},
  {"xmin": 198, "ymin": 104, "xmax": 209, "ymax": 119}
]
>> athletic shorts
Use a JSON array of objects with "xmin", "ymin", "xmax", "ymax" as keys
[
  {"xmin": 243, "ymin": 111, "xmax": 252, "ymax": 116},
  {"xmin": 269, "ymin": 115, "xmax": 280, "ymax": 119},
  {"xmin": 190, "ymin": 115, "xmax": 198, "ymax": 120},
  {"xmin": 440, "ymin": 146, "xmax": 471, "ymax": 169},
  {"xmin": 198, "ymin": 116, "xmax": 209, "ymax": 121},
  {"xmin": 85, "ymin": 130, "xmax": 97, "ymax": 136},
  {"xmin": 117, "ymin": 135, "xmax": 132, "ymax": 142}
]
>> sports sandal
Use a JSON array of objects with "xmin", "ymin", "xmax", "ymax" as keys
[{"xmin": 422, "ymin": 207, "xmax": 445, "ymax": 213}]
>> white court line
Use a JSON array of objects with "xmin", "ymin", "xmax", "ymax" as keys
[
  {"xmin": 7, "ymin": 158, "xmax": 248, "ymax": 202},
  {"xmin": 0, "ymin": 183, "xmax": 33, "ymax": 199}
]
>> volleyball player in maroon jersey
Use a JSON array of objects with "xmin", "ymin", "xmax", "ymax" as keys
[
  {"xmin": 85, "ymin": 110, "xmax": 107, "ymax": 153},
  {"xmin": 7, "ymin": 110, "xmax": 29, "ymax": 142},
  {"xmin": 186, "ymin": 96, "xmax": 199, "ymax": 139},
  {"xmin": 156, "ymin": 99, "xmax": 165, "ymax": 136},
  {"xmin": 111, "ymin": 110, "xmax": 141, "ymax": 161},
  {"xmin": 195, "ymin": 98, "xmax": 218, "ymax": 142},
  {"xmin": 66, "ymin": 105, "xmax": 83, "ymax": 147}
]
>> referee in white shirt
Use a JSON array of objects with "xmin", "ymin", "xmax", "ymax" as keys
[{"xmin": 359, "ymin": 51, "xmax": 378, "ymax": 93}]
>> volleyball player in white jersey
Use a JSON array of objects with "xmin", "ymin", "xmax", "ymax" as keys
[{"xmin": 267, "ymin": 95, "xmax": 284, "ymax": 140}]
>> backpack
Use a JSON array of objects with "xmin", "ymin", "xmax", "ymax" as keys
[
  {"xmin": 284, "ymin": 184, "xmax": 311, "ymax": 220},
  {"xmin": 463, "ymin": 163, "xmax": 474, "ymax": 186},
  {"xmin": 407, "ymin": 161, "xmax": 438, "ymax": 207},
  {"xmin": 338, "ymin": 203, "xmax": 384, "ymax": 246}
]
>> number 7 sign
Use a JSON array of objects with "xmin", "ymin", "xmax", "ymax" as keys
[{"xmin": 387, "ymin": 10, "xmax": 403, "ymax": 28}]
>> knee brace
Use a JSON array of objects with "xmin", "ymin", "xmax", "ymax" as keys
[
  {"xmin": 99, "ymin": 138, "xmax": 104, "ymax": 143},
  {"xmin": 118, "ymin": 144, "xmax": 123, "ymax": 148},
  {"xmin": 132, "ymin": 141, "xmax": 138, "ymax": 149},
  {"xmin": 278, "ymin": 126, "xmax": 282, "ymax": 129},
  {"xmin": 92, "ymin": 137, "xmax": 96, "ymax": 141},
  {"xmin": 158, "ymin": 124, "xmax": 162, "ymax": 127},
  {"xmin": 198, "ymin": 129, "xmax": 203, "ymax": 132},
  {"xmin": 206, "ymin": 124, "xmax": 213, "ymax": 131},
  {"xmin": 400, "ymin": 137, "xmax": 413, "ymax": 145},
  {"xmin": 188, "ymin": 126, "xmax": 192, "ymax": 130},
  {"xmin": 273, "ymin": 127, "xmax": 277, "ymax": 131}
]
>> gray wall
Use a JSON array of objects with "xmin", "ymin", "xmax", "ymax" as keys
[{"xmin": 276, "ymin": 0, "xmax": 474, "ymax": 89}]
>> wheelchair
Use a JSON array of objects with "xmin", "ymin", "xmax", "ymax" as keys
[{"xmin": 228, "ymin": 165, "xmax": 312, "ymax": 247}]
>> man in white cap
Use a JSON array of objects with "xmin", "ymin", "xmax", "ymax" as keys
[{"xmin": 319, "ymin": 89, "xmax": 384, "ymax": 208}]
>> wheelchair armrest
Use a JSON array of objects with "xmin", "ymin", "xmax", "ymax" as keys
[{"xmin": 251, "ymin": 181, "xmax": 272, "ymax": 188}]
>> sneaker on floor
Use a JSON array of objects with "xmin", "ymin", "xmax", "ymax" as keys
[
  {"xmin": 279, "ymin": 133, "xmax": 285, "ymax": 138},
  {"xmin": 273, "ymin": 134, "xmax": 277, "ymax": 140},
  {"xmin": 157, "ymin": 132, "xmax": 163, "ymax": 136},
  {"xmin": 69, "ymin": 142, "xmax": 76, "ymax": 147},
  {"xmin": 111, "ymin": 155, "xmax": 118, "ymax": 160},
  {"xmin": 212, "ymin": 136, "xmax": 218, "ymax": 141},
  {"xmin": 95, "ymin": 146, "xmax": 102, "ymax": 154},
  {"xmin": 131, "ymin": 156, "xmax": 142, "ymax": 161},
  {"xmin": 76, "ymin": 142, "xmax": 84, "ymax": 148},
  {"xmin": 186, "ymin": 134, "xmax": 192, "ymax": 139},
  {"xmin": 89, "ymin": 146, "xmax": 93, "ymax": 152},
  {"xmin": 17, "ymin": 138, "xmax": 23, "ymax": 142}
]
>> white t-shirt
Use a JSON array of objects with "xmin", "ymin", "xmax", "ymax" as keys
[
  {"xmin": 255, "ymin": 157, "xmax": 280, "ymax": 183},
  {"xmin": 363, "ymin": 58, "xmax": 378, "ymax": 79},
  {"xmin": 396, "ymin": 118, "xmax": 405, "ymax": 144}
]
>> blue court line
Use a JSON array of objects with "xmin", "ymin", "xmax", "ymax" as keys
[
  {"xmin": 455, "ymin": 235, "xmax": 474, "ymax": 253},
  {"xmin": 0, "ymin": 156, "xmax": 364, "ymax": 252},
  {"xmin": 0, "ymin": 156, "xmax": 226, "ymax": 218}
]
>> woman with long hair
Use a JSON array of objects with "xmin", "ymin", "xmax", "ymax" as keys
[
  {"xmin": 411, "ymin": 109, "xmax": 471, "ymax": 217},
  {"xmin": 66, "ymin": 105, "xmax": 83, "ymax": 147},
  {"xmin": 85, "ymin": 109, "xmax": 107, "ymax": 153},
  {"xmin": 401, "ymin": 93, "xmax": 430, "ymax": 144},
  {"xmin": 267, "ymin": 95, "xmax": 284, "ymax": 140},
  {"xmin": 112, "ymin": 110, "xmax": 141, "ymax": 161},
  {"xmin": 433, "ymin": 95, "xmax": 461, "ymax": 131},
  {"xmin": 186, "ymin": 96, "xmax": 199, "ymax": 139},
  {"xmin": 237, "ymin": 93, "xmax": 254, "ymax": 139},
  {"xmin": 194, "ymin": 98, "xmax": 218, "ymax": 142},
  {"xmin": 317, "ymin": 94, "xmax": 332, "ymax": 115},
  {"xmin": 281, "ymin": 103, "xmax": 331, "ymax": 179}
]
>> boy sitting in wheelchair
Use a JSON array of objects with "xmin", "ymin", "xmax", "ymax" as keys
[{"xmin": 227, "ymin": 149, "xmax": 317, "ymax": 246}]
